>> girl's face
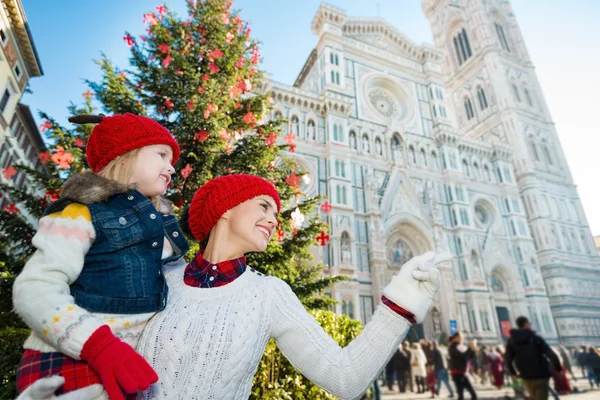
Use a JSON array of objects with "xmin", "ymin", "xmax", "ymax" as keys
[
  {"xmin": 129, "ymin": 144, "xmax": 175, "ymax": 197},
  {"xmin": 224, "ymin": 195, "xmax": 279, "ymax": 253}
]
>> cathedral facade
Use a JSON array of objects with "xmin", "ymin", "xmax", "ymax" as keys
[{"xmin": 264, "ymin": 0, "xmax": 600, "ymax": 346}]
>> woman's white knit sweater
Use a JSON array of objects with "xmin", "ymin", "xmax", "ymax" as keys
[{"xmin": 137, "ymin": 260, "xmax": 411, "ymax": 400}]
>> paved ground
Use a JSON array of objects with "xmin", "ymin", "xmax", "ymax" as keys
[{"xmin": 379, "ymin": 375, "xmax": 600, "ymax": 400}]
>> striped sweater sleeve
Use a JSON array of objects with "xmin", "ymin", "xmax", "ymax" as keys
[{"xmin": 12, "ymin": 203, "xmax": 104, "ymax": 359}]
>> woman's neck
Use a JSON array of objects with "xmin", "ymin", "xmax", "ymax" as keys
[{"xmin": 202, "ymin": 235, "xmax": 245, "ymax": 265}]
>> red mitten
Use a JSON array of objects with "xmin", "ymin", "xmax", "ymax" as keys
[{"xmin": 81, "ymin": 325, "xmax": 158, "ymax": 400}]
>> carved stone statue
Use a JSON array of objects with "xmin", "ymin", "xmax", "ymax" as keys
[
  {"xmin": 362, "ymin": 136, "xmax": 370, "ymax": 153},
  {"xmin": 307, "ymin": 121, "xmax": 316, "ymax": 141},
  {"xmin": 375, "ymin": 139, "xmax": 382, "ymax": 156}
]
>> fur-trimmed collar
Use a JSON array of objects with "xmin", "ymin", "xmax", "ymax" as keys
[{"xmin": 61, "ymin": 172, "xmax": 174, "ymax": 214}]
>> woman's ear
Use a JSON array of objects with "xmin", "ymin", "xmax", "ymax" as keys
[{"xmin": 220, "ymin": 209, "xmax": 232, "ymax": 221}]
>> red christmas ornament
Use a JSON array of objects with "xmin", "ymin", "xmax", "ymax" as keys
[
  {"xmin": 39, "ymin": 121, "xmax": 52, "ymax": 132},
  {"xmin": 38, "ymin": 151, "xmax": 50, "ymax": 164},
  {"xmin": 265, "ymin": 132, "xmax": 278, "ymax": 147},
  {"xmin": 289, "ymin": 144, "xmax": 296, "ymax": 153},
  {"xmin": 2, "ymin": 166, "xmax": 17, "ymax": 179},
  {"xmin": 123, "ymin": 34, "xmax": 135, "ymax": 46},
  {"xmin": 284, "ymin": 133, "xmax": 296, "ymax": 145},
  {"xmin": 277, "ymin": 229, "xmax": 285, "ymax": 242},
  {"xmin": 320, "ymin": 201, "xmax": 332, "ymax": 213},
  {"xmin": 285, "ymin": 173, "xmax": 301, "ymax": 188},
  {"xmin": 181, "ymin": 164, "xmax": 193, "ymax": 179},
  {"xmin": 316, "ymin": 231, "xmax": 330, "ymax": 246},
  {"xmin": 3, "ymin": 202, "xmax": 20, "ymax": 215},
  {"xmin": 194, "ymin": 130, "xmax": 209, "ymax": 142}
]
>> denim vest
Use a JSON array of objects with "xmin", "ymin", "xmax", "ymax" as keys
[{"xmin": 44, "ymin": 190, "xmax": 189, "ymax": 314}]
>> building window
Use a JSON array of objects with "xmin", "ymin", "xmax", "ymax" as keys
[
  {"xmin": 495, "ymin": 22, "xmax": 510, "ymax": 52},
  {"xmin": 512, "ymin": 84, "xmax": 521, "ymax": 102},
  {"xmin": 330, "ymin": 52, "xmax": 334, "ymax": 64},
  {"xmin": 342, "ymin": 186, "xmax": 347, "ymax": 204},
  {"xmin": 464, "ymin": 97, "xmax": 475, "ymax": 120},
  {"xmin": 453, "ymin": 27, "xmax": 473, "ymax": 66},
  {"xmin": 330, "ymin": 71, "xmax": 335, "ymax": 84},
  {"xmin": 360, "ymin": 296, "xmax": 374, "ymax": 324},
  {"xmin": 0, "ymin": 86, "xmax": 11, "ymax": 113},
  {"xmin": 529, "ymin": 140, "xmax": 540, "ymax": 162},
  {"xmin": 0, "ymin": 28, "xmax": 7, "ymax": 45},
  {"xmin": 484, "ymin": 165, "xmax": 492, "ymax": 182},
  {"xmin": 462, "ymin": 159, "xmax": 470, "ymax": 177},
  {"xmin": 408, "ymin": 146, "xmax": 416, "ymax": 164},
  {"xmin": 335, "ymin": 54, "xmax": 339, "ymax": 66},
  {"xmin": 542, "ymin": 144, "xmax": 553, "ymax": 166},
  {"xmin": 14, "ymin": 64, "xmax": 22, "ymax": 80},
  {"xmin": 524, "ymin": 88, "xmax": 534, "ymax": 107},
  {"xmin": 520, "ymin": 269, "xmax": 529, "ymax": 287},
  {"xmin": 420, "ymin": 148, "xmax": 428, "ymax": 167},
  {"xmin": 431, "ymin": 152, "xmax": 438, "ymax": 170},
  {"xmin": 477, "ymin": 87, "xmax": 488, "ymax": 110}
]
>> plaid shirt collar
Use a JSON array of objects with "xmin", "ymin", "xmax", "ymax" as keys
[{"xmin": 183, "ymin": 251, "xmax": 247, "ymax": 288}]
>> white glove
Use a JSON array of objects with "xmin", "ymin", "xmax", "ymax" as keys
[
  {"xmin": 16, "ymin": 376, "xmax": 104, "ymax": 400},
  {"xmin": 383, "ymin": 251, "xmax": 452, "ymax": 323}
]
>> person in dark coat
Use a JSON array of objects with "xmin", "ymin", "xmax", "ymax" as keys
[
  {"xmin": 448, "ymin": 332, "xmax": 477, "ymax": 400},
  {"xmin": 505, "ymin": 316, "xmax": 561, "ymax": 400},
  {"xmin": 396, "ymin": 343, "xmax": 412, "ymax": 393},
  {"xmin": 385, "ymin": 349, "xmax": 400, "ymax": 390}
]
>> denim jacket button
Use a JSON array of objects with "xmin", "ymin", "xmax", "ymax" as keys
[
  {"xmin": 118, "ymin": 217, "xmax": 127, "ymax": 225},
  {"xmin": 127, "ymin": 195, "xmax": 134, "ymax": 200},
  {"xmin": 152, "ymin": 241, "xmax": 158, "ymax": 247},
  {"xmin": 172, "ymin": 231, "xmax": 179, "ymax": 238},
  {"xmin": 150, "ymin": 213, "xmax": 157, "ymax": 219}
]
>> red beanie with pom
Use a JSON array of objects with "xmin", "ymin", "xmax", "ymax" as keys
[
  {"xmin": 188, "ymin": 174, "xmax": 281, "ymax": 241},
  {"xmin": 86, "ymin": 113, "xmax": 180, "ymax": 173}
]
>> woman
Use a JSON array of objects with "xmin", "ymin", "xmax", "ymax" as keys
[
  {"xmin": 136, "ymin": 174, "xmax": 451, "ymax": 400},
  {"xmin": 411, "ymin": 343, "xmax": 428, "ymax": 394},
  {"xmin": 487, "ymin": 347, "xmax": 504, "ymax": 390}
]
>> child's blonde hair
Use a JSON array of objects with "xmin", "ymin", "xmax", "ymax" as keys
[{"xmin": 98, "ymin": 148, "xmax": 163, "ymax": 210}]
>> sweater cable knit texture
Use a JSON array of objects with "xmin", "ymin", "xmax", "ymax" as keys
[{"xmin": 137, "ymin": 260, "xmax": 410, "ymax": 400}]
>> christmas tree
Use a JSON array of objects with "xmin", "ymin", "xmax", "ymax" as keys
[{"xmin": 0, "ymin": 1, "xmax": 363, "ymax": 398}]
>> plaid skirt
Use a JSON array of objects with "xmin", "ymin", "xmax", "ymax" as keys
[{"xmin": 16, "ymin": 349, "xmax": 136, "ymax": 399}]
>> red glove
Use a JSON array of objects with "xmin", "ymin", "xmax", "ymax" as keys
[{"xmin": 81, "ymin": 325, "xmax": 158, "ymax": 400}]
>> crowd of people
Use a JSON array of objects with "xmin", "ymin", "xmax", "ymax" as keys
[{"xmin": 383, "ymin": 316, "xmax": 600, "ymax": 400}]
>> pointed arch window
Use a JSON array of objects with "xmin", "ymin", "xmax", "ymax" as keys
[
  {"xmin": 477, "ymin": 87, "xmax": 488, "ymax": 110},
  {"xmin": 453, "ymin": 27, "xmax": 473, "ymax": 66},
  {"xmin": 408, "ymin": 146, "xmax": 416, "ymax": 164},
  {"xmin": 524, "ymin": 88, "xmax": 534, "ymax": 107},
  {"xmin": 529, "ymin": 139, "xmax": 540, "ymax": 162},
  {"xmin": 512, "ymin": 84, "xmax": 521, "ymax": 102},
  {"xmin": 420, "ymin": 148, "xmax": 428, "ymax": 167},
  {"xmin": 542, "ymin": 143, "xmax": 553, "ymax": 166},
  {"xmin": 431, "ymin": 151, "xmax": 439, "ymax": 170},
  {"xmin": 495, "ymin": 22, "xmax": 510, "ymax": 52},
  {"xmin": 464, "ymin": 97, "xmax": 475, "ymax": 120}
]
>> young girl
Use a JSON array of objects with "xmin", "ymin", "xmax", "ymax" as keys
[
  {"xmin": 13, "ymin": 113, "xmax": 189, "ymax": 400},
  {"xmin": 134, "ymin": 173, "xmax": 451, "ymax": 399}
]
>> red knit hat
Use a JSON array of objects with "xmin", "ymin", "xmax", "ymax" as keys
[
  {"xmin": 86, "ymin": 113, "xmax": 180, "ymax": 173},
  {"xmin": 188, "ymin": 174, "xmax": 281, "ymax": 241}
]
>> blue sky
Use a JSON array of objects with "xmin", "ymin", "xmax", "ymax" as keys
[{"xmin": 21, "ymin": 0, "xmax": 600, "ymax": 235}]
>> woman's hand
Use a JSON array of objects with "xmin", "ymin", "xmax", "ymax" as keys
[{"xmin": 383, "ymin": 251, "xmax": 452, "ymax": 323}]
